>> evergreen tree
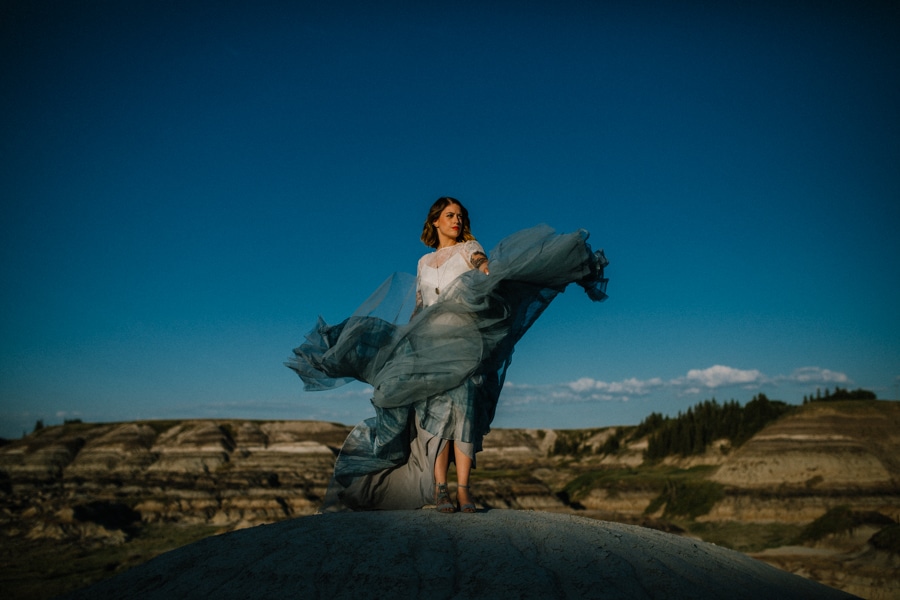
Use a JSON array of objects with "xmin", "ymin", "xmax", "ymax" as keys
[
  {"xmin": 645, "ymin": 394, "xmax": 792, "ymax": 460},
  {"xmin": 808, "ymin": 387, "xmax": 876, "ymax": 403}
]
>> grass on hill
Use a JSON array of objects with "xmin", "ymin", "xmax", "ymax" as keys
[
  {"xmin": 796, "ymin": 506, "xmax": 896, "ymax": 544},
  {"xmin": 0, "ymin": 523, "xmax": 222, "ymax": 600},
  {"xmin": 687, "ymin": 521, "xmax": 805, "ymax": 553},
  {"xmin": 870, "ymin": 524, "xmax": 900, "ymax": 554},
  {"xmin": 561, "ymin": 465, "xmax": 717, "ymax": 503}
]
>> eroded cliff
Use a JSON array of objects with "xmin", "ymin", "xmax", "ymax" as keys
[{"xmin": 1, "ymin": 401, "xmax": 898, "ymax": 599}]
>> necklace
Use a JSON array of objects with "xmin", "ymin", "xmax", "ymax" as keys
[
  {"xmin": 433, "ymin": 245, "xmax": 456, "ymax": 295},
  {"xmin": 435, "ymin": 259, "xmax": 443, "ymax": 295}
]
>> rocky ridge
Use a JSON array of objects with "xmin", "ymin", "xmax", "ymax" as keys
[
  {"xmin": 1, "ymin": 400, "xmax": 898, "ymax": 598},
  {"xmin": 63, "ymin": 511, "xmax": 858, "ymax": 600},
  {"xmin": 1, "ymin": 420, "xmax": 347, "ymax": 533}
]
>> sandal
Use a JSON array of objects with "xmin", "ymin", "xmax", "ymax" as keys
[
  {"xmin": 435, "ymin": 483, "xmax": 456, "ymax": 513},
  {"xmin": 457, "ymin": 484, "xmax": 477, "ymax": 513}
]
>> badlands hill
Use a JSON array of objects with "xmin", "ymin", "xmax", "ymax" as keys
[
  {"xmin": 62, "ymin": 510, "xmax": 857, "ymax": 600},
  {"xmin": 1, "ymin": 400, "xmax": 898, "ymax": 599}
]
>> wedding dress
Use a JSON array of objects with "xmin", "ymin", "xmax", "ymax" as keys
[{"xmin": 287, "ymin": 225, "xmax": 608, "ymax": 510}]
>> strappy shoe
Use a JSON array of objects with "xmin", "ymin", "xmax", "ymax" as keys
[
  {"xmin": 457, "ymin": 484, "xmax": 477, "ymax": 513},
  {"xmin": 435, "ymin": 483, "xmax": 456, "ymax": 513}
]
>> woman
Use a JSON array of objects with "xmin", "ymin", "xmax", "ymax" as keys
[
  {"xmin": 287, "ymin": 197, "xmax": 608, "ymax": 512},
  {"xmin": 416, "ymin": 197, "xmax": 490, "ymax": 512}
]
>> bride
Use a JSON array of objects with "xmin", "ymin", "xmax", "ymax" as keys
[{"xmin": 287, "ymin": 196, "xmax": 608, "ymax": 512}]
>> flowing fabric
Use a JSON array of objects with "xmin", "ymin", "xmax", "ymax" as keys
[{"xmin": 286, "ymin": 225, "xmax": 608, "ymax": 510}]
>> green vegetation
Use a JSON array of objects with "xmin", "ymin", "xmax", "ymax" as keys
[
  {"xmin": 638, "ymin": 394, "xmax": 793, "ymax": 461},
  {"xmin": 563, "ymin": 465, "xmax": 725, "ymax": 521},
  {"xmin": 218, "ymin": 423, "xmax": 237, "ymax": 447},
  {"xmin": 0, "ymin": 523, "xmax": 222, "ymax": 600},
  {"xmin": 561, "ymin": 465, "xmax": 717, "ymax": 504},
  {"xmin": 598, "ymin": 428, "xmax": 626, "ymax": 455},
  {"xmin": 547, "ymin": 427, "xmax": 633, "ymax": 458},
  {"xmin": 563, "ymin": 469, "xmax": 651, "ymax": 502},
  {"xmin": 796, "ymin": 506, "xmax": 895, "ymax": 543},
  {"xmin": 870, "ymin": 524, "xmax": 900, "ymax": 554},
  {"xmin": 644, "ymin": 479, "xmax": 725, "ymax": 520},
  {"xmin": 803, "ymin": 387, "xmax": 876, "ymax": 404},
  {"xmin": 688, "ymin": 521, "xmax": 805, "ymax": 553},
  {"xmin": 629, "ymin": 411, "xmax": 665, "ymax": 441},
  {"xmin": 549, "ymin": 428, "xmax": 606, "ymax": 457},
  {"xmin": 143, "ymin": 420, "xmax": 184, "ymax": 434}
]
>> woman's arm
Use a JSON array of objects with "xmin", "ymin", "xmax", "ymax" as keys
[
  {"xmin": 471, "ymin": 250, "xmax": 489, "ymax": 275},
  {"xmin": 411, "ymin": 288, "xmax": 424, "ymax": 320},
  {"xmin": 465, "ymin": 240, "xmax": 489, "ymax": 275}
]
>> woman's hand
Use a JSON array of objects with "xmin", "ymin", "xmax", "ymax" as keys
[{"xmin": 471, "ymin": 252, "xmax": 489, "ymax": 275}]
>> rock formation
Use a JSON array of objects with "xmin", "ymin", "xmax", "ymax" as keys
[
  {"xmin": 0, "ymin": 420, "xmax": 348, "ymax": 531},
  {"xmin": 61, "ymin": 511, "xmax": 857, "ymax": 600},
  {"xmin": 1, "ymin": 400, "xmax": 897, "ymax": 599},
  {"xmin": 711, "ymin": 401, "xmax": 900, "ymax": 491}
]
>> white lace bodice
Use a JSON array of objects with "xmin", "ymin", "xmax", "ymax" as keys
[{"xmin": 417, "ymin": 240, "xmax": 485, "ymax": 308}]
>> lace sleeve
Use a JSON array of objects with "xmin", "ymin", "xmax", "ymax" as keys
[
  {"xmin": 412, "ymin": 255, "xmax": 426, "ymax": 318},
  {"xmin": 465, "ymin": 240, "xmax": 488, "ymax": 270}
]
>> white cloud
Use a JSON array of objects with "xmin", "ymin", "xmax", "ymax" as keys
[
  {"xmin": 554, "ymin": 366, "xmax": 767, "ymax": 405},
  {"xmin": 567, "ymin": 377, "xmax": 597, "ymax": 393},
  {"xmin": 505, "ymin": 364, "xmax": 853, "ymax": 408},
  {"xmin": 570, "ymin": 366, "xmax": 771, "ymax": 397},
  {"xmin": 782, "ymin": 367, "xmax": 850, "ymax": 384},
  {"xmin": 681, "ymin": 365, "xmax": 764, "ymax": 388},
  {"xmin": 566, "ymin": 377, "xmax": 664, "ymax": 395}
]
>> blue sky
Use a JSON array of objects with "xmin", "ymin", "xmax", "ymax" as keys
[{"xmin": 1, "ymin": 1, "xmax": 898, "ymax": 439}]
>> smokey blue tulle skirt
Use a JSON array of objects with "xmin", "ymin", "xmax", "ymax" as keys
[{"xmin": 286, "ymin": 225, "xmax": 608, "ymax": 510}]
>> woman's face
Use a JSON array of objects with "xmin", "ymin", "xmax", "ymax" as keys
[{"xmin": 432, "ymin": 202, "xmax": 463, "ymax": 246}]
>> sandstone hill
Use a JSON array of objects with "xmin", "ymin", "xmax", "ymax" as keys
[
  {"xmin": 1, "ymin": 420, "xmax": 347, "ymax": 531},
  {"xmin": 1, "ymin": 400, "xmax": 898, "ymax": 599}
]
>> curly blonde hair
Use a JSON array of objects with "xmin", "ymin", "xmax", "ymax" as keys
[{"xmin": 420, "ymin": 197, "xmax": 477, "ymax": 248}]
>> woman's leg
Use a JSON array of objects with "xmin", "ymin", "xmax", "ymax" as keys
[
  {"xmin": 453, "ymin": 444, "xmax": 475, "ymax": 511},
  {"xmin": 434, "ymin": 440, "xmax": 455, "ymax": 512},
  {"xmin": 435, "ymin": 441, "xmax": 451, "ymax": 485}
]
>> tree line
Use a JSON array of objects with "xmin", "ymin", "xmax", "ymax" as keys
[
  {"xmin": 802, "ymin": 387, "xmax": 877, "ymax": 404},
  {"xmin": 637, "ymin": 394, "xmax": 792, "ymax": 461}
]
